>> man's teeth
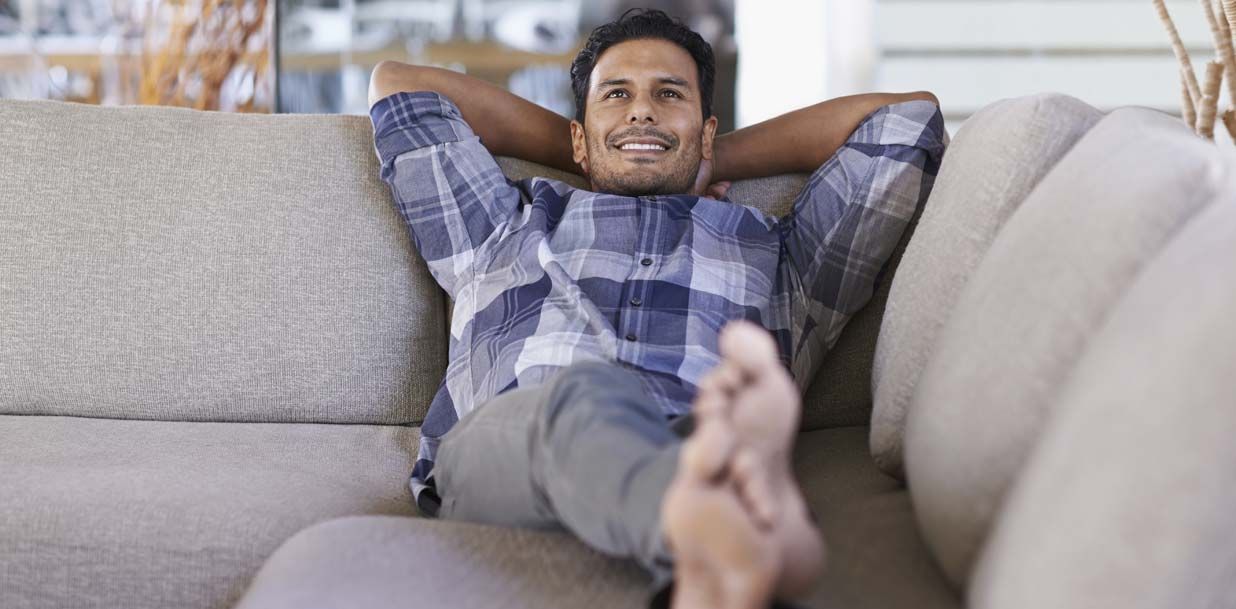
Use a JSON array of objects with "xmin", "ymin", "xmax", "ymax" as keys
[{"xmin": 620, "ymin": 143, "xmax": 667, "ymax": 151}]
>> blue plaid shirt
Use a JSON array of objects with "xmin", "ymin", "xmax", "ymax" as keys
[{"xmin": 370, "ymin": 91, "xmax": 945, "ymax": 515}]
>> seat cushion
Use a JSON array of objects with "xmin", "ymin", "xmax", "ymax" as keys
[
  {"xmin": 0, "ymin": 98, "xmax": 446, "ymax": 425},
  {"xmin": 903, "ymin": 106, "xmax": 1236, "ymax": 589},
  {"xmin": 869, "ymin": 93, "xmax": 1103, "ymax": 480},
  {"xmin": 235, "ymin": 426, "xmax": 960, "ymax": 609},
  {"xmin": 0, "ymin": 416, "xmax": 420, "ymax": 609},
  {"xmin": 969, "ymin": 189, "xmax": 1236, "ymax": 609}
]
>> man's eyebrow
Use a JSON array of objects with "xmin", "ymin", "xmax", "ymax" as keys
[{"xmin": 596, "ymin": 76, "xmax": 690, "ymax": 89}]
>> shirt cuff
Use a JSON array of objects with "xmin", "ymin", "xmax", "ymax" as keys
[
  {"xmin": 369, "ymin": 90, "xmax": 478, "ymax": 168},
  {"xmin": 847, "ymin": 99, "xmax": 947, "ymax": 162}
]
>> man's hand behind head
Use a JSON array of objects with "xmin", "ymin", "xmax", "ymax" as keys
[{"xmin": 690, "ymin": 157, "xmax": 731, "ymax": 199}]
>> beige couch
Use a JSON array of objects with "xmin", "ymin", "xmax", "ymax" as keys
[{"xmin": 2, "ymin": 92, "xmax": 1233, "ymax": 609}]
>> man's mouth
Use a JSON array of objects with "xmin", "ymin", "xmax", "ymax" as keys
[
  {"xmin": 614, "ymin": 138, "xmax": 671, "ymax": 156},
  {"xmin": 620, "ymin": 143, "xmax": 668, "ymax": 151}
]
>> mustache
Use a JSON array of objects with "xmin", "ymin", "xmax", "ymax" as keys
[{"xmin": 607, "ymin": 127, "xmax": 679, "ymax": 148}]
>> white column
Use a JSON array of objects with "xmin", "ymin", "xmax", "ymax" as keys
[
  {"xmin": 824, "ymin": 0, "xmax": 876, "ymax": 97},
  {"xmin": 734, "ymin": 0, "xmax": 874, "ymax": 127}
]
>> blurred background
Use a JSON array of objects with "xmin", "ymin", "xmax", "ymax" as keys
[{"xmin": 0, "ymin": 0, "xmax": 1231, "ymax": 139}]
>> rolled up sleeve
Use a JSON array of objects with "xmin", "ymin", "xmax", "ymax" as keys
[
  {"xmin": 778, "ymin": 99, "xmax": 946, "ymax": 365},
  {"xmin": 370, "ymin": 91, "xmax": 521, "ymax": 298}
]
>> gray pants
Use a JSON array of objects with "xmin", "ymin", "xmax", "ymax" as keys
[{"xmin": 434, "ymin": 360, "xmax": 685, "ymax": 585}]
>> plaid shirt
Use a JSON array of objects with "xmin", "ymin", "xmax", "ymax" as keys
[{"xmin": 370, "ymin": 91, "xmax": 945, "ymax": 515}]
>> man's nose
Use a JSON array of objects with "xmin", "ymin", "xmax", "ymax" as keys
[{"xmin": 627, "ymin": 98, "xmax": 656, "ymax": 123}]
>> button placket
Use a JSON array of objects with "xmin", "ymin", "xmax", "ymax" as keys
[{"xmin": 622, "ymin": 198, "xmax": 660, "ymax": 353}]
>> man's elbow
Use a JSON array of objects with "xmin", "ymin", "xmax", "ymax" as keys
[
  {"xmin": 368, "ymin": 60, "xmax": 426, "ymax": 108},
  {"xmin": 905, "ymin": 90, "xmax": 940, "ymax": 108}
]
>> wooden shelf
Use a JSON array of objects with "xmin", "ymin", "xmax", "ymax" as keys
[
  {"xmin": 0, "ymin": 36, "xmax": 581, "ymax": 74},
  {"xmin": 280, "ymin": 38, "xmax": 582, "ymax": 73}
]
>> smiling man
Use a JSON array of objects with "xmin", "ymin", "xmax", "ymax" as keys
[
  {"xmin": 569, "ymin": 36, "xmax": 714, "ymax": 196},
  {"xmin": 367, "ymin": 9, "xmax": 945, "ymax": 609}
]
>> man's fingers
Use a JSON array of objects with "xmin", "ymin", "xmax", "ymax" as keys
[{"xmin": 690, "ymin": 157, "xmax": 714, "ymax": 196}]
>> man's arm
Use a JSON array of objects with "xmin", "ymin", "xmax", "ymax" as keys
[
  {"xmin": 710, "ymin": 91, "xmax": 940, "ymax": 183},
  {"xmin": 369, "ymin": 60, "xmax": 585, "ymax": 176}
]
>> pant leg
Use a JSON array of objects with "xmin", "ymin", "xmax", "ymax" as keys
[
  {"xmin": 434, "ymin": 360, "xmax": 681, "ymax": 579},
  {"xmin": 432, "ymin": 379, "xmax": 561, "ymax": 530}
]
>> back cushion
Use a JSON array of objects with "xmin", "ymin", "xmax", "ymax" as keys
[
  {"xmin": 903, "ymin": 106, "xmax": 1234, "ymax": 589},
  {"xmin": 870, "ymin": 94, "xmax": 1104, "ymax": 480},
  {"xmin": 0, "ymin": 99, "xmax": 446, "ymax": 424},
  {"xmin": 968, "ymin": 165, "xmax": 1236, "ymax": 609}
]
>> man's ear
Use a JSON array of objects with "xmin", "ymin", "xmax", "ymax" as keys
[
  {"xmin": 570, "ymin": 119, "xmax": 590, "ymax": 176},
  {"xmin": 700, "ymin": 115, "xmax": 719, "ymax": 161}
]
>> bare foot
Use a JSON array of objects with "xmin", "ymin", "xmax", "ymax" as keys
[
  {"xmin": 701, "ymin": 320, "xmax": 828, "ymax": 598},
  {"xmin": 662, "ymin": 413, "xmax": 780, "ymax": 609}
]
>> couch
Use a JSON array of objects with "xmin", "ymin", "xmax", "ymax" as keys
[{"xmin": 3, "ymin": 92, "xmax": 1234, "ymax": 609}]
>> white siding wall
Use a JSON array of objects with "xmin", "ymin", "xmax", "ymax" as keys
[{"xmin": 872, "ymin": 0, "xmax": 1233, "ymax": 141}]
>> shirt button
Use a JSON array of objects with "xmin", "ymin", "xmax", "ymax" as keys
[
  {"xmin": 640, "ymin": 258, "xmax": 652, "ymax": 266},
  {"xmin": 625, "ymin": 333, "xmax": 638, "ymax": 342},
  {"xmin": 629, "ymin": 297, "xmax": 642, "ymax": 307}
]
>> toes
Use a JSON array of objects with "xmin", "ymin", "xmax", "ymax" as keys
[
  {"xmin": 693, "ymin": 362, "xmax": 743, "ymax": 419},
  {"xmin": 731, "ymin": 450, "xmax": 779, "ymax": 529},
  {"xmin": 681, "ymin": 417, "xmax": 736, "ymax": 483},
  {"xmin": 708, "ymin": 362, "xmax": 744, "ymax": 396},
  {"xmin": 719, "ymin": 320, "xmax": 781, "ymax": 380},
  {"xmin": 692, "ymin": 380, "xmax": 727, "ymax": 419}
]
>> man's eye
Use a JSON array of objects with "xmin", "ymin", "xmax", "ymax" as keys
[
  {"xmin": 606, "ymin": 90, "xmax": 627, "ymax": 98},
  {"xmin": 661, "ymin": 90, "xmax": 681, "ymax": 98}
]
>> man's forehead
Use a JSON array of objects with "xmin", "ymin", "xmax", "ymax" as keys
[{"xmin": 590, "ymin": 39, "xmax": 698, "ymax": 89}]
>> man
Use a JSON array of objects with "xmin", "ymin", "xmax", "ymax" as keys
[{"xmin": 367, "ymin": 9, "xmax": 944, "ymax": 609}]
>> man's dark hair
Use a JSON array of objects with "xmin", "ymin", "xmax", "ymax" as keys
[{"xmin": 569, "ymin": 8, "xmax": 715, "ymax": 124}]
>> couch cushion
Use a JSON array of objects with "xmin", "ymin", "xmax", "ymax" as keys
[
  {"xmin": 234, "ymin": 426, "xmax": 960, "ymax": 609},
  {"xmin": 0, "ymin": 98, "xmax": 446, "ymax": 424},
  {"xmin": 903, "ymin": 106, "xmax": 1236, "ymax": 589},
  {"xmin": 0, "ymin": 416, "xmax": 419, "ymax": 609},
  {"xmin": 870, "ymin": 93, "xmax": 1103, "ymax": 480},
  {"xmin": 492, "ymin": 157, "xmax": 930, "ymax": 432},
  {"xmin": 968, "ymin": 191, "xmax": 1236, "ymax": 609}
]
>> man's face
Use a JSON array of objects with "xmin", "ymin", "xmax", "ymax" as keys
[{"xmin": 570, "ymin": 38, "xmax": 718, "ymax": 196}]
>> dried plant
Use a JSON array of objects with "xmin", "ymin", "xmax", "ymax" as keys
[
  {"xmin": 1199, "ymin": 60, "xmax": 1224, "ymax": 138},
  {"xmin": 1156, "ymin": 0, "xmax": 1236, "ymax": 142},
  {"xmin": 1207, "ymin": 0, "xmax": 1236, "ymax": 102},
  {"xmin": 138, "ymin": 0, "xmax": 272, "ymax": 112}
]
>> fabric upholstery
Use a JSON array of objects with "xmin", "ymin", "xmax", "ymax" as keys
[
  {"xmin": 969, "ymin": 192, "xmax": 1236, "ymax": 609},
  {"xmin": 0, "ymin": 98, "xmax": 446, "ymax": 425},
  {"xmin": 0, "ymin": 416, "xmax": 419, "ymax": 609},
  {"xmin": 903, "ymin": 106, "xmax": 1235, "ymax": 589},
  {"xmin": 236, "ymin": 516, "xmax": 651, "ymax": 609},
  {"xmin": 870, "ymin": 93, "xmax": 1103, "ymax": 480},
  {"xmin": 235, "ymin": 426, "xmax": 961, "ymax": 609},
  {"xmin": 0, "ymin": 93, "xmax": 886, "ymax": 430}
]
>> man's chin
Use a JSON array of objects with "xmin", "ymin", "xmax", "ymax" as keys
[{"xmin": 591, "ymin": 173, "xmax": 688, "ymax": 197}]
